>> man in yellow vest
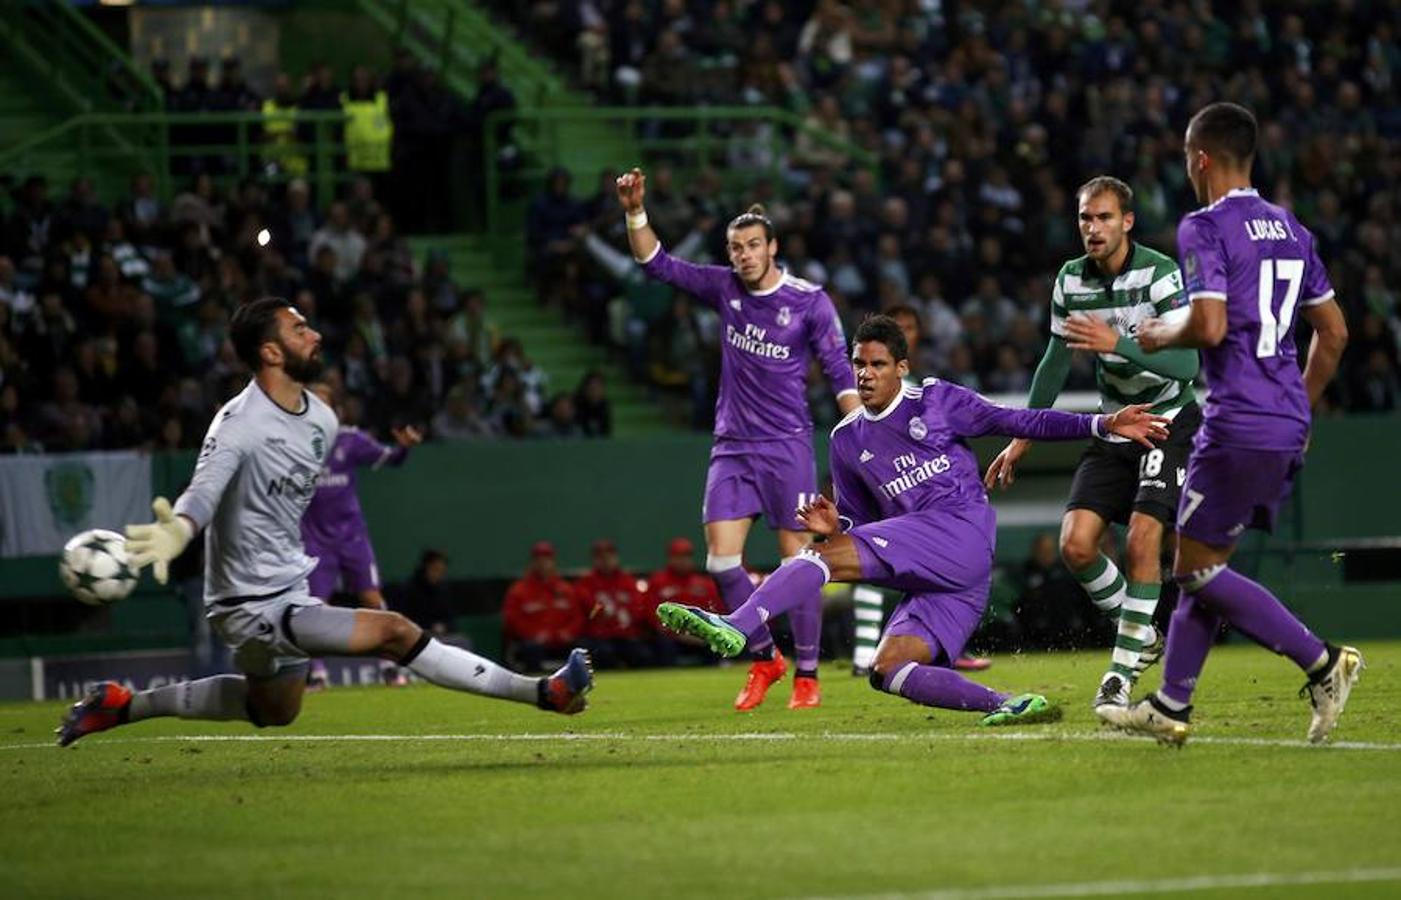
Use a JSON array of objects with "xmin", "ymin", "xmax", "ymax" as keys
[
  {"xmin": 342, "ymin": 65, "xmax": 393, "ymax": 177},
  {"xmin": 261, "ymin": 72, "xmax": 308, "ymax": 178}
]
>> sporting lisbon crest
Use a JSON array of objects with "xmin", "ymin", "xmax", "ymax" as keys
[
  {"xmin": 45, "ymin": 461, "xmax": 95, "ymax": 529},
  {"xmin": 777, "ymin": 305, "xmax": 792, "ymax": 327},
  {"xmin": 908, "ymin": 417, "xmax": 928, "ymax": 441}
]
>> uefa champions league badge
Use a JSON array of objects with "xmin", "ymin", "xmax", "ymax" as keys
[
  {"xmin": 908, "ymin": 417, "xmax": 928, "ymax": 440},
  {"xmin": 777, "ymin": 305, "xmax": 792, "ymax": 327}
]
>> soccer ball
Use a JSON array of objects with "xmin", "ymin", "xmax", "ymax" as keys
[{"xmin": 60, "ymin": 529, "xmax": 139, "ymax": 606}]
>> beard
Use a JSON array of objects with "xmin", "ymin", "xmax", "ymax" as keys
[{"xmin": 281, "ymin": 344, "xmax": 324, "ymax": 383}]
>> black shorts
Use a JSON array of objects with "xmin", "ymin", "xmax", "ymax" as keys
[{"xmin": 1066, "ymin": 402, "xmax": 1202, "ymax": 526}]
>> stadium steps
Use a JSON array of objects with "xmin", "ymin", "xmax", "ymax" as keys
[{"xmin": 410, "ymin": 234, "xmax": 672, "ymax": 436}]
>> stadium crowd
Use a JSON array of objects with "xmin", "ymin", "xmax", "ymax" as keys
[
  {"xmin": 0, "ymin": 60, "xmax": 613, "ymax": 455},
  {"xmin": 502, "ymin": 0, "xmax": 1401, "ymax": 426}
]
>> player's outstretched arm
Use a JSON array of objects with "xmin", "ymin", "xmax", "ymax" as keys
[
  {"xmin": 125, "ymin": 497, "xmax": 194, "ymax": 585},
  {"xmin": 616, "ymin": 168, "xmax": 660, "ymax": 263},
  {"xmin": 1300, "ymin": 298, "xmax": 1348, "ymax": 407},
  {"xmin": 942, "ymin": 381, "xmax": 1167, "ymax": 447}
]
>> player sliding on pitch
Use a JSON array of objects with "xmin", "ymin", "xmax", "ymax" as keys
[
  {"xmin": 659, "ymin": 315, "xmax": 1170, "ymax": 725},
  {"xmin": 57, "ymin": 297, "xmax": 593, "ymax": 747}
]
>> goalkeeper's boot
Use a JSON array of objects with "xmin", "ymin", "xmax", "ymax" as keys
[
  {"xmin": 735, "ymin": 649, "xmax": 787, "ymax": 711},
  {"xmin": 539, "ymin": 648, "xmax": 594, "ymax": 715},
  {"xmin": 56, "ymin": 681, "xmax": 131, "ymax": 747},
  {"xmin": 788, "ymin": 675, "xmax": 821, "ymax": 709},
  {"xmin": 1302, "ymin": 645, "xmax": 1364, "ymax": 744},
  {"xmin": 1131, "ymin": 625, "xmax": 1165, "ymax": 680},
  {"xmin": 1092, "ymin": 673, "xmax": 1130, "ymax": 719},
  {"xmin": 980, "ymin": 693, "xmax": 1063, "ymax": 726},
  {"xmin": 656, "ymin": 603, "xmax": 747, "ymax": 658},
  {"xmin": 1100, "ymin": 694, "xmax": 1191, "ymax": 747}
]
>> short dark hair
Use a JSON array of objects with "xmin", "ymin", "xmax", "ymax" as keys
[
  {"xmin": 230, "ymin": 297, "xmax": 290, "ymax": 370},
  {"xmin": 884, "ymin": 303, "xmax": 922, "ymax": 330},
  {"xmin": 853, "ymin": 314, "xmax": 908, "ymax": 362},
  {"xmin": 1077, "ymin": 175, "xmax": 1134, "ymax": 213},
  {"xmin": 727, "ymin": 204, "xmax": 775, "ymax": 241},
  {"xmin": 1188, "ymin": 102, "xmax": 1257, "ymax": 165}
]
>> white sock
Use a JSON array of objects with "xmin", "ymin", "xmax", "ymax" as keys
[
  {"xmin": 128, "ymin": 675, "xmax": 249, "ymax": 722},
  {"xmin": 405, "ymin": 639, "xmax": 539, "ymax": 705}
]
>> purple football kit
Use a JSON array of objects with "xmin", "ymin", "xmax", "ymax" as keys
[
  {"xmin": 1174, "ymin": 188, "xmax": 1334, "ymax": 546},
  {"xmin": 826, "ymin": 379, "xmax": 1102, "ymax": 663},
  {"xmin": 300, "ymin": 428, "xmax": 408, "ymax": 599},
  {"xmin": 1149, "ymin": 187, "xmax": 1340, "ymax": 716},
  {"xmin": 641, "ymin": 246, "xmax": 856, "ymax": 530}
]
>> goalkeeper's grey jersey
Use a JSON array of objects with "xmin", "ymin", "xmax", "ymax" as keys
[{"xmin": 174, "ymin": 379, "xmax": 338, "ymax": 604}]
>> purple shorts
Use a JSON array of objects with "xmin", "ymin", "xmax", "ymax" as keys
[
  {"xmin": 702, "ymin": 435, "xmax": 818, "ymax": 531},
  {"xmin": 305, "ymin": 532, "xmax": 380, "ymax": 600},
  {"xmin": 848, "ymin": 505, "xmax": 995, "ymax": 663},
  {"xmin": 1176, "ymin": 439, "xmax": 1303, "ymax": 547}
]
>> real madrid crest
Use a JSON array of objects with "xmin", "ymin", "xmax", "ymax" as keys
[
  {"xmin": 777, "ymin": 305, "xmax": 792, "ymax": 327},
  {"xmin": 908, "ymin": 416, "xmax": 928, "ymax": 440}
]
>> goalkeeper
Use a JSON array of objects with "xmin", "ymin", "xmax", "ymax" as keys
[{"xmin": 56, "ymin": 298, "xmax": 593, "ymax": 747}]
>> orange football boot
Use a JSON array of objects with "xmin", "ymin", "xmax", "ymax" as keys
[
  {"xmin": 734, "ymin": 649, "xmax": 787, "ymax": 710},
  {"xmin": 788, "ymin": 675, "xmax": 821, "ymax": 709}
]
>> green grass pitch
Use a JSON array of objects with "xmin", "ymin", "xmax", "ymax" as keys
[{"xmin": 4, "ymin": 642, "xmax": 1399, "ymax": 899}]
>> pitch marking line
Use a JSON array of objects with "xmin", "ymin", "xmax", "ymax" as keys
[
  {"xmin": 806, "ymin": 866, "xmax": 1401, "ymax": 899},
  {"xmin": 3, "ymin": 730, "xmax": 1400, "ymax": 752}
]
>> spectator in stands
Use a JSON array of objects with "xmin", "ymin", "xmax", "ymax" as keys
[
  {"xmin": 503, "ymin": 541, "xmax": 584, "ymax": 672},
  {"xmin": 574, "ymin": 538, "xmax": 658, "ymax": 668},
  {"xmin": 525, "ymin": 167, "xmax": 587, "ymax": 303},
  {"xmin": 431, "ymin": 381, "xmax": 497, "ymax": 441},
  {"xmin": 395, "ymin": 549, "xmax": 457, "ymax": 638},
  {"xmin": 573, "ymin": 369, "xmax": 611, "ymax": 437},
  {"xmin": 308, "ymin": 201, "xmax": 366, "ymax": 284}
]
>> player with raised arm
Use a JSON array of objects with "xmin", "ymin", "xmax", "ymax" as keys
[
  {"xmin": 1103, "ymin": 102, "xmax": 1357, "ymax": 746},
  {"xmin": 301, "ymin": 381, "xmax": 420, "ymax": 688},
  {"xmin": 658, "ymin": 315, "xmax": 1170, "ymax": 724},
  {"xmin": 984, "ymin": 176, "xmax": 1201, "ymax": 716},
  {"xmin": 618, "ymin": 167, "xmax": 860, "ymax": 711},
  {"xmin": 56, "ymin": 297, "xmax": 592, "ymax": 747}
]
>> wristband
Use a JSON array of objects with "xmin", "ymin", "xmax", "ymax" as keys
[
  {"xmin": 1092, "ymin": 414, "xmax": 1107, "ymax": 439},
  {"xmin": 626, "ymin": 209, "xmax": 649, "ymax": 231}
]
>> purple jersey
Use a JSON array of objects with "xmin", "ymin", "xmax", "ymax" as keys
[
  {"xmin": 301, "ymin": 428, "xmax": 407, "ymax": 545},
  {"xmin": 1177, "ymin": 188, "xmax": 1335, "ymax": 451},
  {"xmin": 641, "ymin": 246, "xmax": 856, "ymax": 439},
  {"xmin": 829, "ymin": 379, "xmax": 1099, "ymax": 529}
]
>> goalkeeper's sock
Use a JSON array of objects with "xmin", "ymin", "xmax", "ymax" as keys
[
  {"xmin": 400, "ymin": 637, "xmax": 539, "ymax": 705},
  {"xmin": 851, "ymin": 585, "xmax": 884, "ymax": 670},
  {"xmin": 878, "ymin": 662, "xmax": 1006, "ymax": 713},
  {"xmin": 127, "ymin": 675, "xmax": 250, "ymax": 722},
  {"xmin": 1110, "ymin": 582, "xmax": 1160, "ymax": 679},
  {"xmin": 1073, "ymin": 553, "xmax": 1127, "ymax": 614}
]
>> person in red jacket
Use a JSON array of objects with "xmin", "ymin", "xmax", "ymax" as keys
[
  {"xmin": 574, "ymin": 538, "xmax": 656, "ymax": 669},
  {"xmin": 643, "ymin": 537, "xmax": 725, "ymax": 665},
  {"xmin": 503, "ymin": 541, "xmax": 584, "ymax": 672}
]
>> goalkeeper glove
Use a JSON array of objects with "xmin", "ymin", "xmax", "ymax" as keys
[{"xmin": 125, "ymin": 497, "xmax": 194, "ymax": 585}]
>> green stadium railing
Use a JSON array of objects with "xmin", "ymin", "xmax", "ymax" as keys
[
  {"xmin": 0, "ymin": 1, "xmax": 162, "ymax": 118},
  {"xmin": 482, "ymin": 105, "xmax": 881, "ymax": 237},
  {"xmin": 0, "ymin": 110, "xmax": 350, "ymax": 205},
  {"xmin": 354, "ymin": 0, "xmax": 575, "ymax": 109}
]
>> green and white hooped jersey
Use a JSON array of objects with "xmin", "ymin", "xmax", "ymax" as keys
[{"xmin": 1051, "ymin": 242, "xmax": 1194, "ymax": 440}]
